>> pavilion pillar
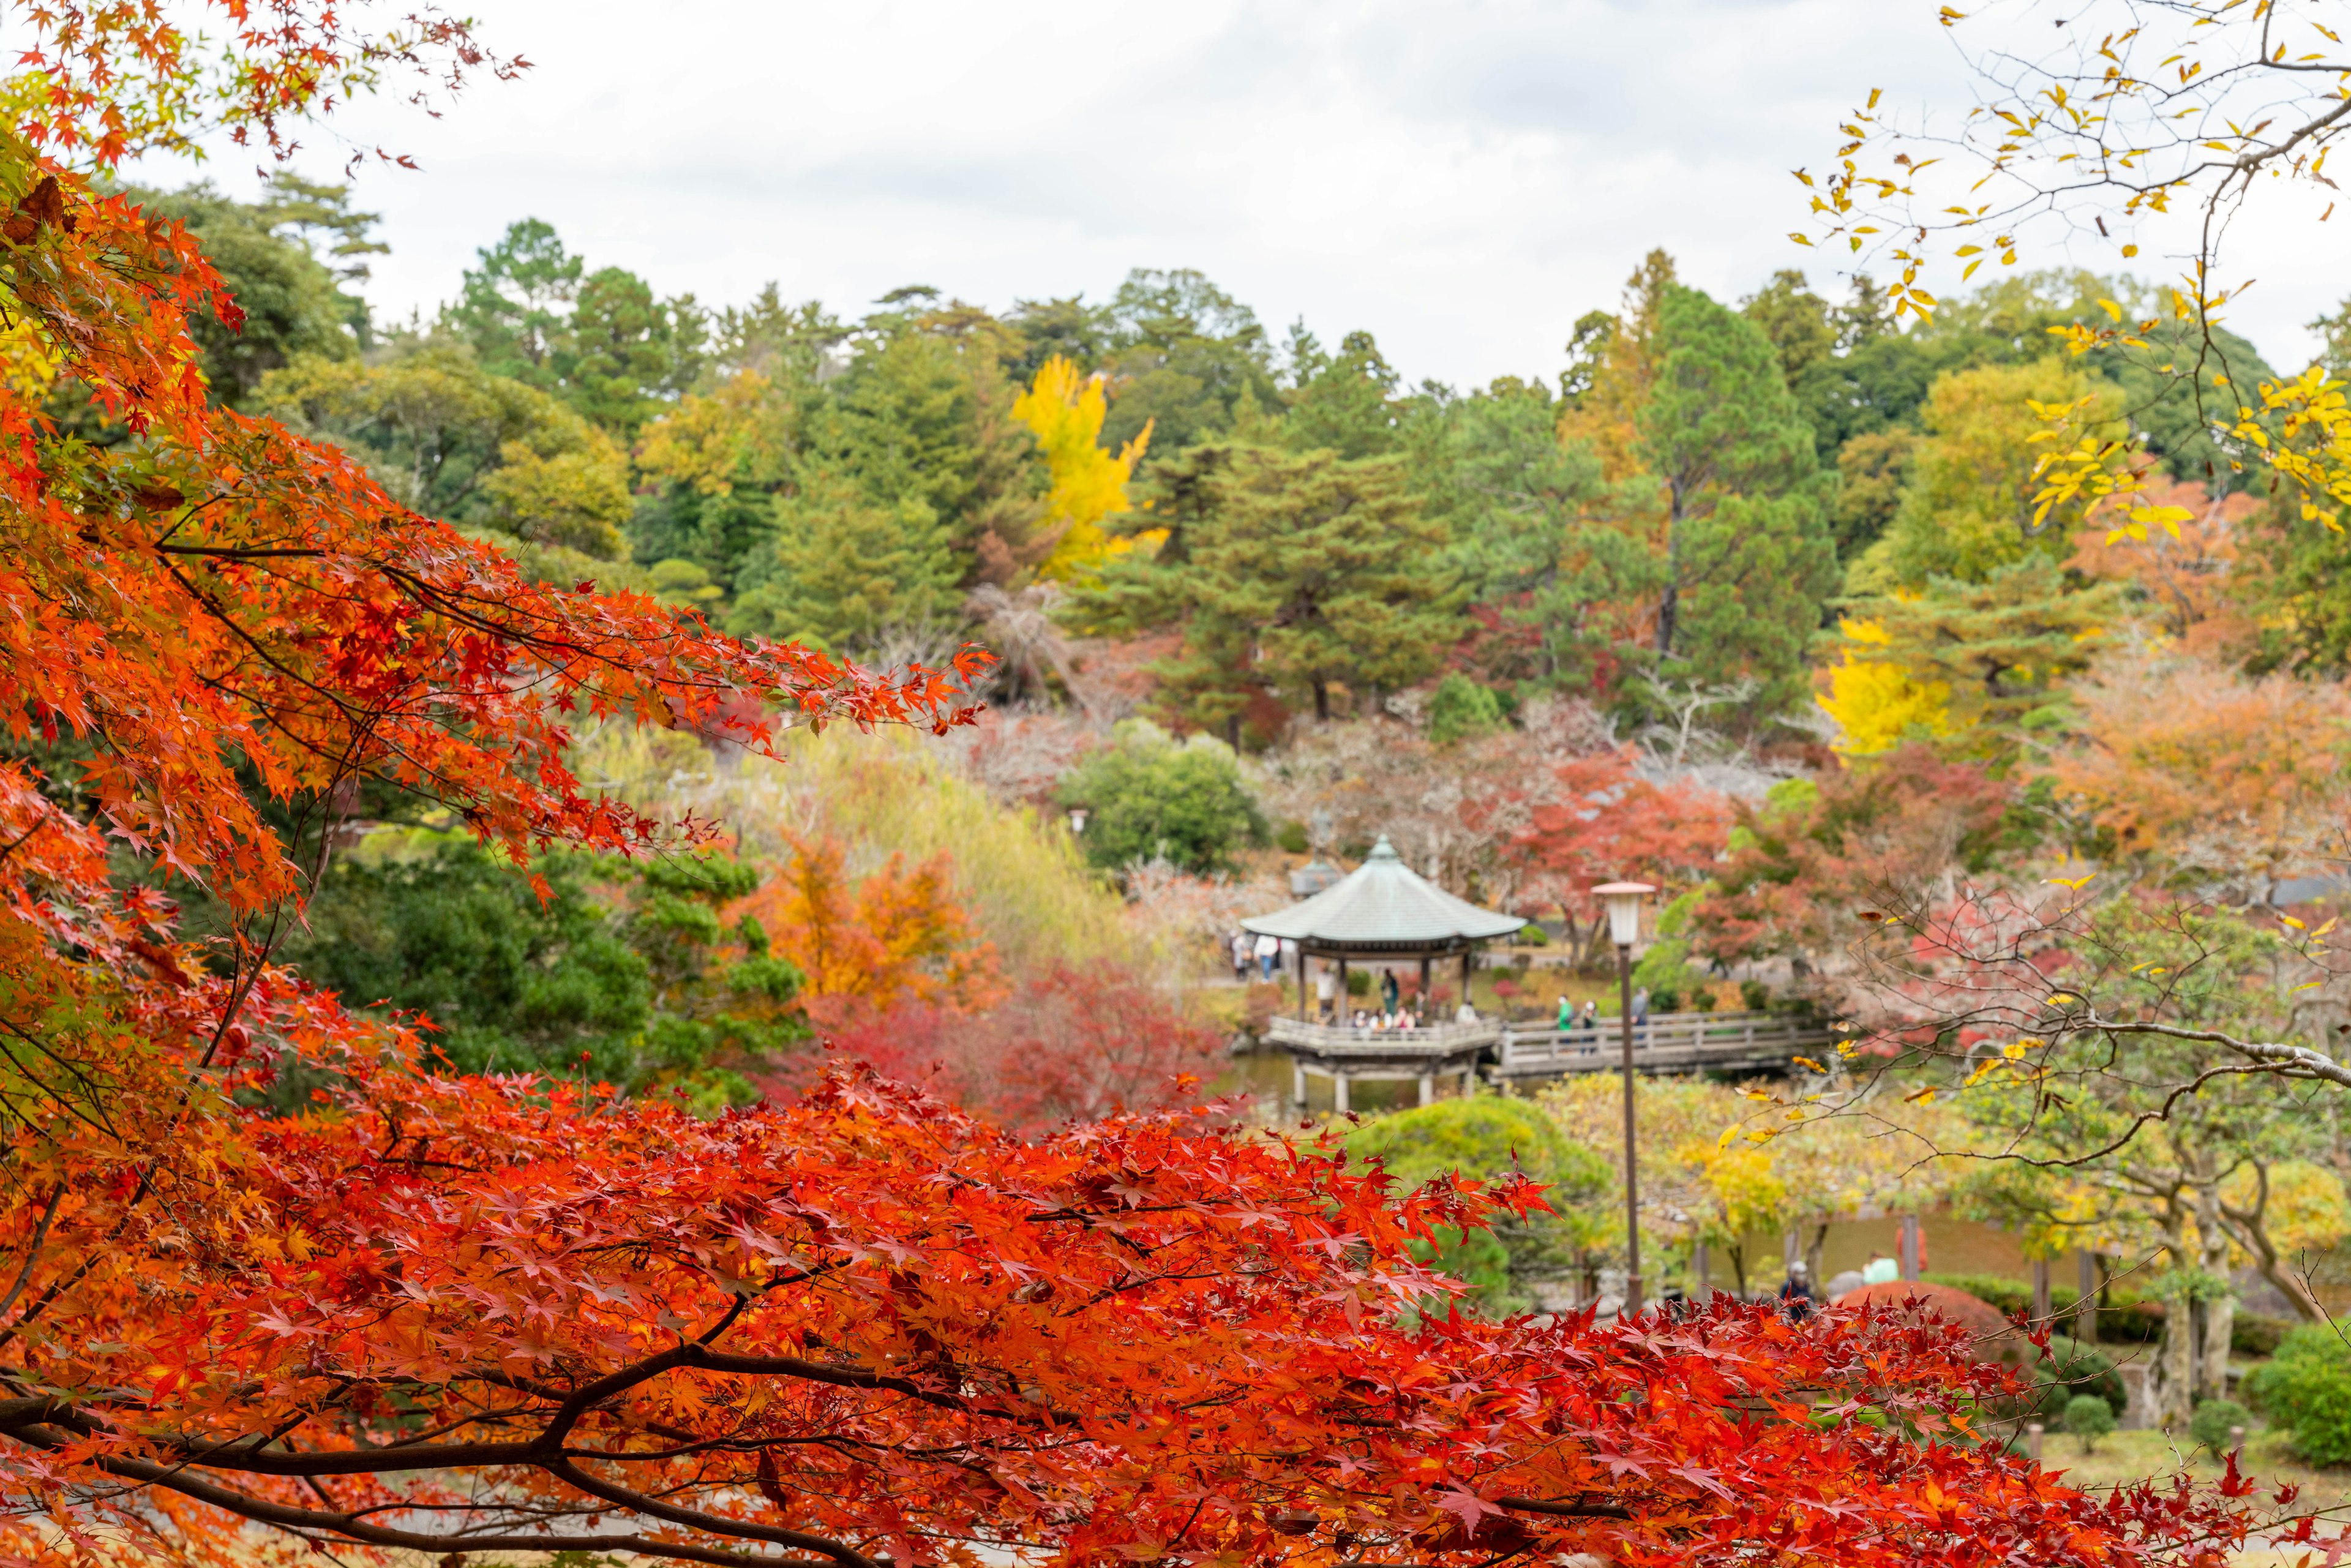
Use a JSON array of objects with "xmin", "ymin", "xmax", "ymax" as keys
[
  {"xmin": 1460, "ymin": 949, "xmax": 1472, "ymax": 1013},
  {"xmin": 1333, "ymin": 1074, "xmax": 1351, "ymax": 1116},
  {"xmin": 1461, "ymin": 1065, "xmax": 1477, "ymax": 1098},
  {"xmin": 1296, "ymin": 944, "xmax": 1307, "ymax": 1021},
  {"xmin": 1292, "ymin": 1059, "xmax": 1307, "ymax": 1109},
  {"xmin": 1417, "ymin": 1073, "xmax": 1434, "ymax": 1107},
  {"xmin": 1418, "ymin": 955, "xmax": 1431, "ymax": 1002},
  {"xmin": 1338, "ymin": 958, "xmax": 1349, "ymax": 1018}
]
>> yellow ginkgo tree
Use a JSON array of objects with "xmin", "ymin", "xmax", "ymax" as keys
[{"xmin": 1013, "ymin": 354, "xmax": 1154, "ymax": 580}]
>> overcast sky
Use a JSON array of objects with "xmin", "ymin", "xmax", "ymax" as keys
[{"xmin": 142, "ymin": 0, "xmax": 2348, "ymax": 388}]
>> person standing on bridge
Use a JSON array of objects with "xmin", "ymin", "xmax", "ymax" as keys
[
  {"xmin": 1556, "ymin": 993, "xmax": 1573, "ymax": 1029},
  {"xmin": 1380, "ymin": 969, "xmax": 1400, "ymax": 1016},
  {"xmin": 1631, "ymin": 986, "xmax": 1650, "ymax": 1029}
]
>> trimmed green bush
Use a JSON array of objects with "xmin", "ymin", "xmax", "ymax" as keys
[
  {"xmin": 1739, "ymin": 979, "xmax": 1771, "ymax": 1011},
  {"xmin": 2244, "ymin": 1324, "xmax": 2351, "ymax": 1466},
  {"xmin": 2033, "ymin": 1339, "xmax": 2126, "ymax": 1420},
  {"xmin": 1275, "ymin": 820, "xmax": 1310, "ymax": 854},
  {"xmin": 2064, "ymin": 1394, "xmax": 2116, "ymax": 1454},
  {"xmin": 2235, "ymin": 1313, "xmax": 2290, "ymax": 1357},
  {"xmin": 2189, "ymin": 1398, "xmax": 2251, "ymax": 1456},
  {"xmin": 1517, "ymin": 924, "xmax": 1549, "ymax": 947}
]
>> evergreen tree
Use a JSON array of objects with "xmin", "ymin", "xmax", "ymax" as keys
[
  {"xmin": 1095, "ymin": 268, "xmax": 1282, "ymax": 452},
  {"xmin": 552, "ymin": 265, "xmax": 707, "ymax": 437},
  {"xmin": 1635, "ymin": 284, "xmax": 1838, "ymax": 702},
  {"xmin": 1430, "ymin": 378, "xmax": 1649, "ymax": 689},
  {"xmin": 1284, "ymin": 328, "xmax": 1405, "ymax": 458},
  {"xmin": 449, "ymin": 219, "xmax": 582, "ymax": 383},
  {"xmin": 1073, "ymin": 443, "xmax": 1460, "ymax": 726},
  {"xmin": 727, "ymin": 467, "xmax": 958, "ymax": 653}
]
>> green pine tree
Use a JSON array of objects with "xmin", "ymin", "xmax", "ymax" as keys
[
  {"xmin": 727, "ymin": 467, "xmax": 957, "ymax": 653},
  {"xmin": 1430, "ymin": 378, "xmax": 1652, "ymax": 689},
  {"xmin": 1072, "ymin": 443, "xmax": 1461, "ymax": 727},
  {"xmin": 1636, "ymin": 284, "xmax": 1839, "ymax": 703}
]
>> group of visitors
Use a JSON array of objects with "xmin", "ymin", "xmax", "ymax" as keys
[
  {"xmin": 1229, "ymin": 930, "xmax": 1294, "ymax": 981},
  {"xmin": 1346, "ymin": 1007, "xmax": 1425, "ymax": 1032},
  {"xmin": 1550, "ymin": 989, "xmax": 1649, "ymax": 1049}
]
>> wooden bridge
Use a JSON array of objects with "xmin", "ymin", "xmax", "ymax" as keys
[
  {"xmin": 1262, "ymin": 1010, "xmax": 1839, "ymax": 1111},
  {"xmin": 1490, "ymin": 1011, "xmax": 1840, "ymax": 1082}
]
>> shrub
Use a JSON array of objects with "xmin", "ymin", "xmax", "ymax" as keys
[
  {"xmin": 1275, "ymin": 820, "xmax": 1310, "ymax": 854},
  {"xmin": 2189, "ymin": 1398, "xmax": 2251, "ymax": 1456},
  {"xmin": 2065, "ymin": 1394, "xmax": 2116, "ymax": 1454},
  {"xmin": 2235, "ymin": 1312, "xmax": 2290, "ymax": 1357},
  {"xmin": 1921, "ymin": 1272, "xmax": 2082, "ymax": 1321},
  {"xmin": 1056, "ymin": 720, "xmax": 1268, "ymax": 876},
  {"xmin": 1648, "ymin": 985, "xmax": 1682, "ymax": 1014},
  {"xmin": 2244, "ymin": 1324, "xmax": 2351, "ymax": 1466},
  {"xmin": 1518, "ymin": 924, "xmax": 1549, "ymax": 947},
  {"xmin": 1347, "ymin": 969, "xmax": 1372, "ymax": 997},
  {"xmin": 1739, "ymin": 979, "xmax": 1771, "ymax": 1011},
  {"xmin": 2033, "ymin": 1340, "xmax": 2126, "ymax": 1420},
  {"xmin": 1427, "ymin": 673, "xmax": 1505, "ymax": 745},
  {"xmin": 1344, "ymin": 1098, "xmax": 1612, "ymax": 1317}
]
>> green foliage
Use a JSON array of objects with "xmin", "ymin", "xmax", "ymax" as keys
[
  {"xmin": 1274, "ymin": 820, "xmax": 1311, "ymax": 854},
  {"xmin": 2063, "ymin": 1394, "xmax": 2117, "ymax": 1453},
  {"xmin": 254, "ymin": 344, "xmax": 632, "ymax": 557},
  {"xmin": 1637, "ymin": 284, "xmax": 1839, "ymax": 704},
  {"xmin": 2237, "ymin": 1313, "xmax": 2291, "ymax": 1357},
  {"xmin": 1093, "ymin": 268, "xmax": 1281, "ymax": 453},
  {"xmin": 2189, "ymin": 1398, "xmax": 2252, "ymax": 1456},
  {"xmin": 2244, "ymin": 1325, "xmax": 2351, "ymax": 1466},
  {"xmin": 1850, "ymin": 358, "xmax": 2121, "ymax": 592},
  {"xmin": 2031, "ymin": 1339, "xmax": 2127, "ymax": 1420},
  {"xmin": 1073, "ymin": 442, "xmax": 1460, "ymax": 726},
  {"xmin": 1055, "ymin": 721, "xmax": 1267, "ymax": 876},
  {"xmin": 285, "ymin": 836, "xmax": 806, "ymax": 1109},
  {"xmin": 1427, "ymin": 673, "xmax": 1504, "ymax": 745},
  {"xmin": 728, "ymin": 467, "xmax": 957, "ymax": 653},
  {"xmin": 1283, "ymin": 328, "xmax": 1406, "ymax": 459},
  {"xmin": 1344, "ymin": 1097, "xmax": 1613, "ymax": 1317},
  {"xmin": 446, "ymin": 219, "xmax": 704, "ymax": 433},
  {"xmin": 127, "ymin": 176, "xmax": 377, "ymax": 406},
  {"xmin": 1426, "ymin": 378, "xmax": 1644, "ymax": 689}
]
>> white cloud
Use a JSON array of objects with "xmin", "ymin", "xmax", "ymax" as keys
[{"xmin": 137, "ymin": 0, "xmax": 2343, "ymax": 385}]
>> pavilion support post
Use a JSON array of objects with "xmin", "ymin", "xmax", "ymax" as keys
[
  {"xmin": 1460, "ymin": 1065, "xmax": 1477, "ymax": 1098},
  {"xmin": 1292, "ymin": 1060, "xmax": 1306, "ymax": 1109},
  {"xmin": 1417, "ymin": 1073, "xmax": 1433, "ymax": 1107},
  {"xmin": 1460, "ymin": 949, "xmax": 1472, "ymax": 1013},
  {"xmin": 1338, "ymin": 958, "xmax": 1349, "ymax": 1019},
  {"xmin": 1297, "ymin": 945, "xmax": 1307, "ymax": 1021},
  {"xmin": 1418, "ymin": 955, "xmax": 1431, "ymax": 1002},
  {"xmin": 1333, "ymin": 1074, "xmax": 1351, "ymax": 1116}
]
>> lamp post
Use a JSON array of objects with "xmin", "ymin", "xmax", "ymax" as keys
[
  {"xmin": 1594, "ymin": 880, "xmax": 1654, "ymax": 1315},
  {"xmin": 1068, "ymin": 807, "xmax": 1089, "ymax": 836}
]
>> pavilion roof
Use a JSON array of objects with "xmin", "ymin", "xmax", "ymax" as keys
[{"xmin": 1240, "ymin": 836, "xmax": 1525, "ymax": 953}]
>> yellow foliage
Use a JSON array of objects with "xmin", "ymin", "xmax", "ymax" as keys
[
  {"xmin": 1013, "ymin": 355, "xmax": 1153, "ymax": 581},
  {"xmin": 1817, "ymin": 619, "xmax": 1954, "ymax": 755},
  {"xmin": 2221, "ymin": 1161, "xmax": 2351, "ymax": 1259},
  {"xmin": 636, "ymin": 369, "xmax": 794, "ymax": 497}
]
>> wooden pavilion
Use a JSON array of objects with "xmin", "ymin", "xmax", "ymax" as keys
[{"xmin": 1242, "ymin": 836, "xmax": 1526, "ymax": 1112}]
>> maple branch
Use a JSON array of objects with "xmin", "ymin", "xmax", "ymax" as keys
[{"xmin": 1494, "ymin": 1496, "xmax": 1634, "ymax": 1520}]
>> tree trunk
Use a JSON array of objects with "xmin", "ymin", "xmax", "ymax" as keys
[
  {"xmin": 2196, "ymin": 1177, "xmax": 2235, "ymax": 1400},
  {"xmin": 2147, "ymin": 1198, "xmax": 2196, "ymax": 1430},
  {"xmin": 1313, "ymin": 680, "xmax": 1330, "ymax": 722},
  {"xmin": 1654, "ymin": 581, "xmax": 1678, "ymax": 657},
  {"xmin": 1224, "ymin": 713, "xmax": 1241, "ymax": 750}
]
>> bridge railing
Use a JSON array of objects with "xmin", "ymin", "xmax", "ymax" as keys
[
  {"xmin": 1494, "ymin": 1011, "xmax": 1836, "ymax": 1078},
  {"xmin": 1264, "ymin": 1015, "xmax": 1504, "ymax": 1056}
]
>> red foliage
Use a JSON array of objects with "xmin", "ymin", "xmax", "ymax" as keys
[
  {"xmin": 1507, "ymin": 747, "xmax": 1730, "ymax": 957},
  {"xmin": 1692, "ymin": 746, "xmax": 2015, "ymax": 972},
  {"xmin": 815, "ymin": 963, "xmax": 1224, "ymax": 1133},
  {"xmin": 1833, "ymin": 1283, "xmax": 2031, "ymax": 1367}
]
